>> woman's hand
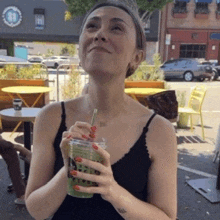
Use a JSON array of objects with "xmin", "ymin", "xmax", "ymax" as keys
[
  {"xmin": 70, "ymin": 143, "xmax": 119, "ymax": 202},
  {"xmin": 60, "ymin": 121, "xmax": 97, "ymax": 172}
]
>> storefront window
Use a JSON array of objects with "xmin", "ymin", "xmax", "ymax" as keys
[{"xmin": 179, "ymin": 44, "xmax": 206, "ymax": 58}]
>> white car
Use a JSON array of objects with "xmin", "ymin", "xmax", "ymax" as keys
[{"xmin": 41, "ymin": 56, "xmax": 71, "ymax": 68}]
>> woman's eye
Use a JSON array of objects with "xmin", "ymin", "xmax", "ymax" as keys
[
  {"xmin": 112, "ymin": 26, "xmax": 122, "ymax": 31},
  {"xmin": 86, "ymin": 23, "xmax": 97, "ymax": 29}
]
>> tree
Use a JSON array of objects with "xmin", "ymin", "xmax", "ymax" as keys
[{"xmin": 63, "ymin": 0, "xmax": 173, "ymax": 22}]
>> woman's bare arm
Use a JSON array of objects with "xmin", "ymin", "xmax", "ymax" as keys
[
  {"xmin": 105, "ymin": 116, "xmax": 177, "ymax": 220},
  {"xmin": 25, "ymin": 103, "xmax": 68, "ymax": 220}
]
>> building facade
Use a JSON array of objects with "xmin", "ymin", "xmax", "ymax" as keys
[
  {"xmin": 0, "ymin": 0, "xmax": 84, "ymax": 55},
  {"xmin": 159, "ymin": 0, "xmax": 220, "ymax": 62},
  {"xmin": 0, "ymin": 0, "xmax": 160, "ymax": 61}
]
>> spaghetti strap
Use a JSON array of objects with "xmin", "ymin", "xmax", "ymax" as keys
[
  {"xmin": 61, "ymin": 101, "xmax": 67, "ymax": 130},
  {"xmin": 61, "ymin": 101, "xmax": 66, "ymax": 120},
  {"xmin": 143, "ymin": 113, "xmax": 157, "ymax": 133}
]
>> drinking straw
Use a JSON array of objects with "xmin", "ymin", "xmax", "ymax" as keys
[{"xmin": 90, "ymin": 109, "xmax": 98, "ymax": 126}]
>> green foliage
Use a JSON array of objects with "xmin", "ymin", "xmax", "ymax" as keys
[
  {"xmin": 176, "ymin": 91, "xmax": 186, "ymax": 107},
  {"xmin": 136, "ymin": 0, "xmax": 173, "ymax": 12},
  {"xmin": 64, "ymin": 0, "xmax": 97, "ymax": 19},
  {"xmin": 0, "ymin": 64, "xmax": 47, "ymax": 80},
  {"xmin": 16, "ymin": 64, "xmax": 48, "ymax": 79},
  {"xmin": 45, "ymin": 49, "xmax": 54, "ymax": 57},
  {"xmin": 59, "ymin": 43, "xmax": 76, "ymax": 56},
  {"xmin": 127, "ymin": 53, "xmax": 164, "ymax": 81},
  {"xmin": 64, "ymin": 0, "xmax": 172, "ymax": 20},
  {"xmin": 61, "ymin": 65, "xmax": 82, "ymax": 100}
]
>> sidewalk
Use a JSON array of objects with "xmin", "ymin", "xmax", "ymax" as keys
[{"xmin": 0, "ymin": 112, "xmax": 220, "ymax": 220}]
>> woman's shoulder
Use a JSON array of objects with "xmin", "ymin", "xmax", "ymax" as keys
[{"xmin": 38, "ymin": 96, "xmax": 84, "ymax": 119}]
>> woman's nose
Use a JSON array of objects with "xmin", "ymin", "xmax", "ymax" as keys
[{"xmin": 94, "ymin": 29, "xmax": 107, "ymax": 42}]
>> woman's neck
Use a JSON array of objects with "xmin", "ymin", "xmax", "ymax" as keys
[{"xmin": 85, "ymin": 77, "xmax": 129, "ymax": 121}]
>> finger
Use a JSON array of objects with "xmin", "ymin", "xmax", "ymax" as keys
[
  {"xmin": 92, "ymin": 143, "xmax": 110, "ymax": 167},
  {"xmin": 71, "ymin": 170, "xmax": 104, "ymax": 184},
  {"xmin": 73, "ymin": 185, "xmax": 104, "ymax": 195},
  {"xmin": 60, "ymin": 131, "xmax": 82, "ymax": 149},
  {"xmin": 62, "ymin": 131, "xmax": 70, "ymax": 139},
  {"xmin": 76, "ymin": 157, "xmax": 112, "ymax": 175},
  {"xmin": 70, "ymin": 121, "xmax": 93, "ymax": 133}
]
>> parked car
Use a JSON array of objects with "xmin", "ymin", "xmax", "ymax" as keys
[
  {"xmin": 160, "ymin": 58, "xmax": 213, "ymax": 82},
  {"xmin": 201, "ymin": 60, "xmax": 219, "ymax": 80},
  {"xmin": 41, "ymin": 56, "xmax": 71, "ymax": 68},
  {"xmin": 28, "ymin": 56, "xmax": 43, "ymax": 63}
]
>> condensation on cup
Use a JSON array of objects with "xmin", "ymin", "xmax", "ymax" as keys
[{"xmin": 13, "ymin": 98, "xmax": 22, "ymax": 111}]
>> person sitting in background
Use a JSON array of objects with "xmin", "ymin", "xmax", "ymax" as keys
[{"xmin": 0, "ymin": 134, "xmax": 31, "ymax": 205}]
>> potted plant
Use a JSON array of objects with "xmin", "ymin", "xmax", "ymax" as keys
[
  {"xmin": 61, "ymin": 65, "xmax": 82, "ymax": 101},
  {"xmin": 125, "ymin": 53, "xmax": 165, "ymax": 89},
  {"xmin": 176, "ymin": 90, "xmax": 189, "ymax": 128},
  {"xmin": 172, "ymin": 7, "xmax": 188, "ymax": 19},
  {"xmin": 194, "ymin": 8, "xmax": 209, "ymax": 19}
]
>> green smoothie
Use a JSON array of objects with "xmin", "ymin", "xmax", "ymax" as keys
[{"xmin": 67, "ymin": 138, "xmax": 106, "ymax": 198}]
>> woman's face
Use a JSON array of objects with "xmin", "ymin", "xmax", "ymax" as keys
[{"xmin": 79, "ymin": 6, "xmax": 140, "ymax": 78}]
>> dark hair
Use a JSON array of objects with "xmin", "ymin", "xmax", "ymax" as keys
[{"xmin": 79, "ymin": 0, "xmax": 146, "ymax": 78}]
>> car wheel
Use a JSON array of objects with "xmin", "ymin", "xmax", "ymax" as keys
[
  {"xmin": 183, "ymin": 71, "xmax": 194, "ymax": 82},
  {"xmin": 213, "ymin": 70, "xmax": 218, "ymax": 81},
  {"xmin": 54, "ymin": 63, "xmax": 59, "ymax": 69}
]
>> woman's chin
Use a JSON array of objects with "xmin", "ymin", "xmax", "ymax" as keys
[{"xmin": 84, "ymin": 66, "xmax": 111, "ymax": 76}]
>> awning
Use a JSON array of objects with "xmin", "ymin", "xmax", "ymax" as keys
[
  {"xmin": 195, "ymin": 0, "xmax": 212, "ymax": 3},
  {"xmin": 176, "ymin": 0, "xmax": 190, "ymax": 2}
]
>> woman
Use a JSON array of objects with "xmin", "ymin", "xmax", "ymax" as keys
[{"xmin": 25, "ymin": 1, "xmax": 177, "ymax": 219}]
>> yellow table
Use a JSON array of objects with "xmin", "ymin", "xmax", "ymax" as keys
[
  {"xmin": 124, "ymin": 88, "xmax": 166, "ymax": 101},
  {"xmin": 1, "ymin": 86, "xmax": 51, "ymax": 135},
  {"xmin": 1, "ymin": 86, "xmax": 51, "ymax": 107}
]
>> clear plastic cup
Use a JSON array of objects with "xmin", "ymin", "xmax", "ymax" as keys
[
  {"xmin": 13, "ymin": 98, "xmax": 22, "ymax": 111},
  {"xmin": 67, "ymin": 138, "xmax": 106, "ymax": 198}
]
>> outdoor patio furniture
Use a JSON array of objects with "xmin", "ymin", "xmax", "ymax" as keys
[
  {"xmin": 0, "ymin": 107, "xmax": 41, "ymax": 179},
  {"xmin": 178, "ymin": 85, "xmax": 207, "ymax": 140},
  {"xmin": 1, "ymin": 86, "xmax": 51, "ymax": 136}
]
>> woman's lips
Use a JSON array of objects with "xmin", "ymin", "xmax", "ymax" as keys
[{"xmin": 89, "ymin": 46, "xmax": 111, "ymax": 53}]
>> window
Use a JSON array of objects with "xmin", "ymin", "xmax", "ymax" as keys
[
  {"xmin": 34, "ymin": 8, "xmax": 45, "ymax": 30},
  {"xmin": 194, "ymin": 0, "xmax": 211, "ymax": 14},
  {"xmin": 179, "ymin": 44, "xmax": 206, "ymax": 58},
  {"xmin": 173, "ymin": 1, "xmax": 188, "ymax": 13},
  {"xmin": 217, "ymin": 0, "xmax": 220, "ymax": 11}
]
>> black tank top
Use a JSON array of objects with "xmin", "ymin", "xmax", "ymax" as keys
[{"xmin": 52, "ymin": 102, "xmax": 156, "ymax": 220}]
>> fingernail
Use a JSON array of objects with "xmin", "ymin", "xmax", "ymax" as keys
[
  {"xmin": 67, "ymin": 135, "xmax": 72, "ymax": 139},
  {"xmin": 70, "ymin": 170, "xmax": 77, "ymax": 176},
  {"xmin": 73, "ymin": 185, "xmax": 80, "ymax": 191},
  {"xmin": 91, "ymin": 126, "xmax": 97, "ymax": 132},
  {"xmin": 92, "ymin": 144, "xmax": 98, "ymax": 150},
  {"xmin": 89, "ymin": 133, "xmax": 96, "ymax": 139},
  {"xmin": 82, "ymin": 134, "xmax": 88, "ymax": 139},
  {"xmin": 75, "ymin": 157, "xmax": 82, "ymax": 162}
]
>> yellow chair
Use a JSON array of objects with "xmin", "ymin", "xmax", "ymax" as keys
[{"xmin": 178, "ymin": 85, "xmax": 207, "ymax": 140}]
